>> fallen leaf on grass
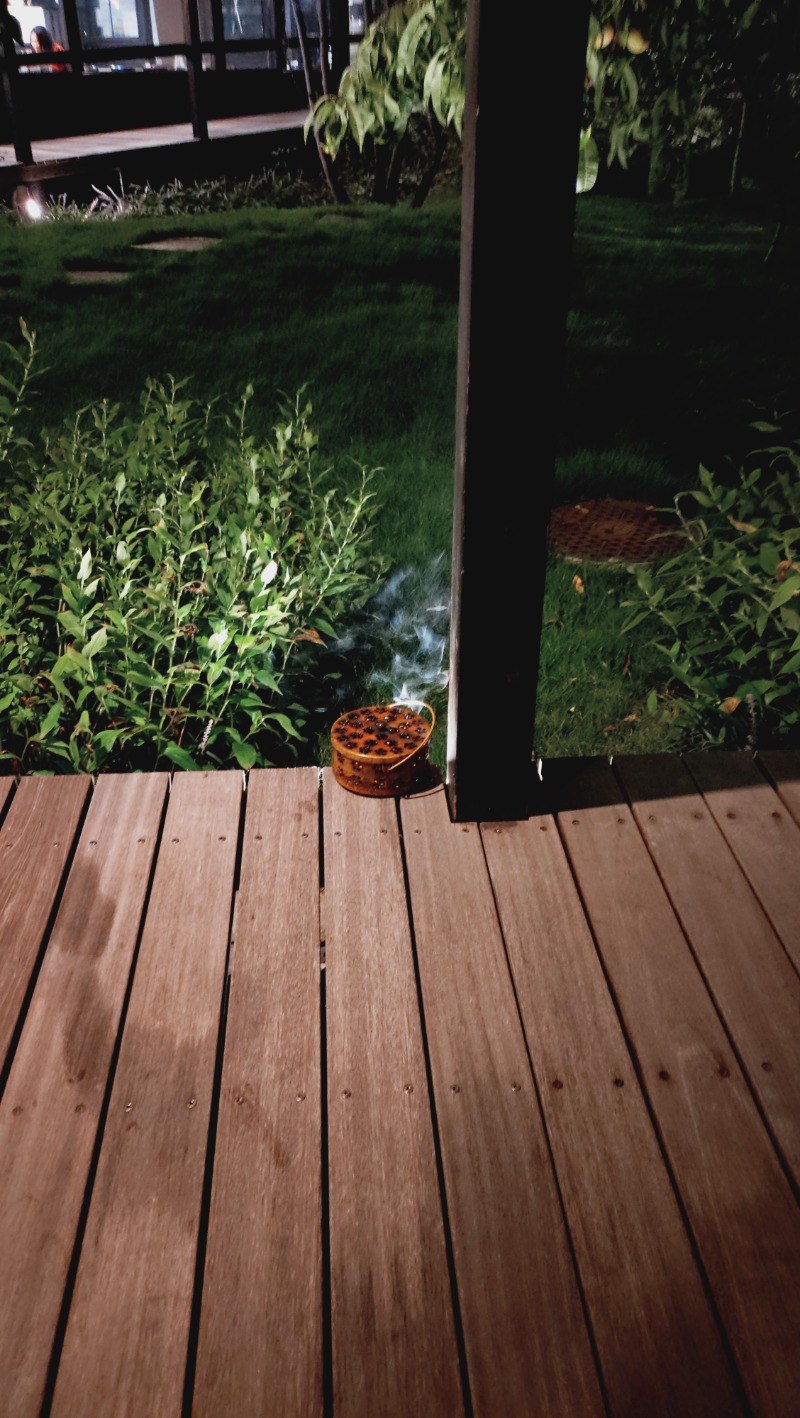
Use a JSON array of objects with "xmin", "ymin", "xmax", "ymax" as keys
[
  {"xmin": 720, "ymin": 696, "xmax": 741, "ymax": 713},
  {"xmin": 572, "ymin": 575, "xmax": 585, "ymax": 594}
]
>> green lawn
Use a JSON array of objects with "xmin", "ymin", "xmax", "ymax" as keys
[{"xmin": 1, "ymin": 189, "xmax": 797, "ymax": 767}]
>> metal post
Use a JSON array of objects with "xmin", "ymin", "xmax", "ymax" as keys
[
  {"xmin": 446, "ymin": 0, "xmax": 589, "ymax": 822},
  {"xmin": 210, "ymin": 0, "xmax": 226, "ymax": 72},
  {"xmin": 327, "ymin": 0, "xmax": 350, "ymax": 89},
  {"xmin": 62, "ymin": 0, "xmax": 85, "ymax": 77},
  {"xmin": 185, "ymin": 0, "xmax": 208, "ymax": 140}
]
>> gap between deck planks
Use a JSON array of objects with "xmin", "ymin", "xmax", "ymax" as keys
[{"xmin": 0, "ymin": 752, "xmax": 798, "ymax": 1418}]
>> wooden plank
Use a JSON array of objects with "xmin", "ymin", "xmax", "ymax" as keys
[
  {"xmin": 481, "ymin": 813, "xmax": 744, "ymax": 1418},
  {"xmin": 323, "ymin": 773, "xmax": 463, "ymax": 1418},
  {"xmin": 758, "ymin": 749, "xmax": 800, "ymax": 828},
  {"xmin": 549, "ymin": 757, "xmax": 800, "ymax": 1418},
  {"xmin": 50, "ymin": 771, "xmax": 242, "ymax": 1418},
  {"xmin": 0, "ymin": 774, "xmax": 168, "ymax": 1418},
  {"xmin": 0, "ymin": 775, "xmax": 90, "ymax": 1071},
  {"xmin": 194, "ymin": 768, "xmax": 323, "ymax": 1418},
  {"xmin": 617, "ymin": 753, "xmax": 800, "ymax": 1188},
  {"xmin": 400, "ymin": 786, "xmax": 604, "ymax": 1418},
  {"xmin": 682, "ymin": 751, "xmax": 800, "ymax": 972}
]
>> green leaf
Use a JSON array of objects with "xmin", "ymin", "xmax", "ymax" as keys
[
  {"xmin": 759, "ymin": 543, "xmax": 781, "ymax": 576},
  {"xmin": 60, "ymin": 582, "xmax": 83, "ymax": 614},
  {"xmin": 35, "ymin": 701, "xmax": 63, "ymax": 739},
  {"xmin": 231, "ymin": 739, "xmax": 257, "ymax": 769},
  {"xmin": 164, "ymin": 743, "xmax": 200, "ymax": 771},
  {"xmin": 576, "ymin": 130, "xmax": 600, "ymax": 195},
  {"xmin": 781, "ymin": 648, "xmax": 800, "ymax": 677},
  {"xmin": 93, "ymin": 728, "xmax": 124, "ymax": 752},
  {"xmin": 265, "ymin": 711, "xmax": 302, "ymax": 739},
  {"xmin": 83, "ymin": 626, "xmax": 108, "ymax": 661},
  {"xmin": 78, "ymin": 549, "xmax": 93, "ymax": 586},
  {"xmin": 58, "ymin": 610, "xmax": 84, "ymax": 636},
  {"xmin": 768, "ymin": 575, "xmax": 800, "ymax": 611}
]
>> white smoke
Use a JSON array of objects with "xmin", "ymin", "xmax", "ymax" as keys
[{"xmin": 327, "ymin": 554, "xmax": 451, "ymax": 706}]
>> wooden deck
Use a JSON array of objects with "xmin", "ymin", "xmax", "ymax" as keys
[
  {"xmin": 0, "ymin": 750, "xmax": 799, "ymax": 1417},
  {"xmin": 0, "ymin": 110, "xmax": 308, "ymax": 170},
  {"xmin": 0, "ymin": 110, "xmax": 309, "ymax": 199}
]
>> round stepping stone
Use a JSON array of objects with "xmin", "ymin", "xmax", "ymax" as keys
[
  {"xmin": 65, "ymin": 270, "xmax": 130, "ymax": 283},
  {"xmin": 134, "ymin": 236, "xmax": 221, "ymax": 251}
]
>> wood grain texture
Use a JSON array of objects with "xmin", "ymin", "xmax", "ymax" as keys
[
  {"xmin": 681, "ymin": 752, "xmax": 800, "ymax": 972},
  {"xmin": 193, "ymin": 769, "xmax": 323, "ymax": 1418},
  {"xmin": 323, "ymin": 773, "xmax": 463, "ymax": 1418},
  {"xmin": 482, "ymin": 811, "xmax": 744, "ymax": 1418},
  {"xmin": 0, "ymin": 775, "xmax": 90, "ymax": 1070},
  {"xmin": 401, "ymin": 786, "xmax": 604, "ymax": 1418},
  {"xmin": 757, "ymin": 750, "xmax": 800, "ymax": 828},
  {"xmin": 0, "ymin": 774, "xmax": 167, "ymax": 1418},
  {"xmin": 551, "ymin": 757, "xmax": 800, "ymax": 1418},
  {"xmin": 617, "ymin": 754, "xmax": 800, "ymax": 1188},
  {"xmin": 50, "ymin": 772, "xmax": 242, "ymax": 1418},
  {"xmin": 0, "ymin": 777, "xmax": 12, "ymax": 818}
]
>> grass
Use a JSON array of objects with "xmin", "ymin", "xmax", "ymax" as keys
[
  {"xmin": 0, "ymin": 201, "xmax": 461, "ymax": 568},
  {"xmin": 1, "ymin": 186, "xmax": 797, "ymax": 767}
]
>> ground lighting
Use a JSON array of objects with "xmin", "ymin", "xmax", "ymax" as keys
[{"xmin": 13, "ymin": 185, "xmax": 44, "ymax": 221}]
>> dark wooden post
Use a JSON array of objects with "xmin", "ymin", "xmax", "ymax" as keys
[
  {"xmin": 185, "ymin": 0, "xmax": 208, "ymax": 141},
  {"xmin": 446, "ymin": 0, "xmax": 590, "ymax": 823}
]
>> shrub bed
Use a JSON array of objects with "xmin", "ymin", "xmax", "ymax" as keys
[
  {"xmin": 624, "ymin": 416, "xmax": 800, "ymax": 748},
  {"xmin": 0, "ymin": 324, "xmax": 384, "ymax": 773}
]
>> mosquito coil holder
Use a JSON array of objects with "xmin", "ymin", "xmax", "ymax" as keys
[{"xmin": 330, "ymin": 702, "xmax": 435, "ymax": 797}]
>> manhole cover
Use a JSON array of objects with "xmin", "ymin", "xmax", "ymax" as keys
[
  {"xmin": 548, "ymin": 498, "xmax": 685, "ymax": 566},
  {"xmin": 134, "ymin": 236, "xmax": 221, "ymax": 251},
  {"xmin": 65, "ymin": 269, "xmax": 130, "ymax": 284}
]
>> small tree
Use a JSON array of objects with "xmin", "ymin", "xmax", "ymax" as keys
[
  {"xmin": 587, "ymin": 0, "xmax": 798, "ymax": 202},
  {"xmin": 304, "ymin": 0, "xmax": 466, "ymax": 206}
]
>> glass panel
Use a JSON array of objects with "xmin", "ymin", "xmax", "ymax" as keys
[
  {"xmin": 223, "ymin": 0, "xmax": 274, "ymax": 40},
  {"xmin": 348, "ymin": 0, "xmax": 365, "ymax": 63},
  {"xmin": 75, "ymin": 0, "xmax": 145, "ymax": 42},
  {"xmin": 284, "ymin": 0, "xmax": 318, "ymax": 69},
  {"xmin": 284, "ymin": 0, "xmax": 317, "ymax": 35},
  {"xmin": 195, "ymin": 0, "xmax": 279, "ymax": 64}
]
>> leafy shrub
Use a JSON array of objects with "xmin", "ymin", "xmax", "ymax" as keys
[
  {"xmin": 40, "ymin": 166, "xmax": 330, "ymax": 222},
  {"xmin": 26, "ymin": 135, "xmax": 462, "ymax": 223},
  {"xmin": 0, "ymin": 323, "xmax": 384, "ymax": 773},
  {"xmin": 305, "ymin": 0, "xmax": 465, "ymax": 206},
  {"xmin": 624, "ymin": 420, "xmax": 800, "ymax": 748}
]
